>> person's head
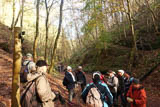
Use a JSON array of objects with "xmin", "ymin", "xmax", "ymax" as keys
[
  {"xmin": 124, "ymin": 72, "xmax": 131, "ymax": 78},
  {"xmin": 132, "ymin": 78, "xmax": 141, "ymax": 89},
  {"xmin": 26, "ymin": 53, "xmax": 33, "ymax": 60},
  {"xmin": 92, "ymin": 72, "xmax": 101, "ymax": 84},
  {"xmin": 108, "ymin": 70, "xmax": 116, "ymax": 77},
  {"xmin": 118, "ymin": 70, "xmax": 124, "ymax": 76},
  {"xmin": 78, "ymin": 66, "xmax": 82, "ymax": 71},
  {"xmin": 36, "ymin": 60, "xmax": 47, "ymax": 74},
  {"xmin": 67, "ymin": 66, "xmax": 72, "ymax": 72}
]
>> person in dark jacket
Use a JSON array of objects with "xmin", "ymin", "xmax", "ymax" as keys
[
  {"xmin": 121, "ymin": 72, "xmax": 134, "ymax": 106},
  {"xmin": 126, "ymin": 79, "xmax": 146, "ymax": 107},
  {"xmin": 117, "ymin": 70, "xmax": 125, "ymax": 107},
  {"xmin": 75, "ymin": 66, "xmax": 86, "ymax": 91},
  {"xmin": 81, "ymin": 72, "xmax": 113, "ymax": 107},
  {"xmin": 64, "ymin": 66, "xmax": 76, "ymax": 103}
]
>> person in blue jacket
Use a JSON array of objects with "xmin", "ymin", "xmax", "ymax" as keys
[{"xmin": 81, "ymin": 72, "xmax": 113, "ymax": 107}]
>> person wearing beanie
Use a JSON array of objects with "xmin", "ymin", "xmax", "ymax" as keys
[
  {"xmin": 126, "ymin": 78, "xmax": 147, "ymax": 107},
  {"xmin": 75, "ymin": 66, "xmax": 86, "ymax": 91},
  {"xmin": 117, "ymin": 69, "xmax": 126, "ymax": 107},
  {"xmin": 64, "ymin": 66, "xmax": 76, "ymax": 103},
  {"xmin": 81, "ymin": 72, "xmax": 113, "ymax": 107},
  {"xmin": 24, "ymin": 60, "xmax": 56, "ymax": 107}
]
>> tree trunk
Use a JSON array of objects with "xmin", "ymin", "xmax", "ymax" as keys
[
  {"xmin": 14, "ymin": 10, "xmax": 22, "ymax": 28},
  {"xmin": 11, "ymin": 0, "xmax": 15, "ymax": 30},
  {"xmin": 12, "ymin": 27, "xmax": 22, "ymax": 107},
  {"xmin": 20, "ymin": 0, "xmax": 24, "ymax": 29},
  {"xmin": 33, "ymin": 0, "xmax": 40, "ymax": 62},
  {"xmin": 49, "ymin": 0, "xmax": 64, "ymax": 73},
  {"xmin": 145, "ymin": 0, "xmax": 159, "ymax": 33},
  {"xmin": 126, "ymin": 0, "xmax": 137, "ymax": 71},
  {"xmin": 45, "ymin": 12, "xmax": 49, "ymax": 62}
]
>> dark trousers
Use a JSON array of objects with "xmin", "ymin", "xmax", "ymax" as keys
[
  {"xmin": 117, "ymin": 91, "xmax": 127, "ymax": 107},
  {"xmin": 112, "ymin": 92, "xmax": 118, "ymax": 107},
  {"xmin": 81, "ymin": 84, "xmax": 86, "ymax": 92}
]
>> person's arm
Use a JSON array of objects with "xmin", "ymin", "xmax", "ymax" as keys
[
  {"xmin": 103, "ymin": 83, "xmax": 113, "ymax": 106},
  {"xmin": 133, "ymin": 89, "xmax": 146, "ymax": 105},
  {"xmin": 81, "ymin": 84, "xmax": 90, "ymax": 103}
]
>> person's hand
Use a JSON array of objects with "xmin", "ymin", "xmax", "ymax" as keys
[{"xmin": 127, "ymin": 97, "xmax": 134, "ymax": 103}]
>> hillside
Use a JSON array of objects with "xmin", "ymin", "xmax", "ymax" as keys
[{"xmin": 0, "ymin": 23, "xmax": 160, "ymax": 106}]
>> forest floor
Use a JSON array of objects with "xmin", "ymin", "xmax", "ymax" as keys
[{"xmin": 0, "ymin": 48, "xmax": 160, "ymax": 107}]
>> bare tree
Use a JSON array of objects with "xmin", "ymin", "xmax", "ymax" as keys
[
  {"xmin": 11, "ymin": 0, "xmax": 15, "ymax": 30},
  {"xmin": 33, "ymin": 0, "xmax": 40, "ymax": 62},
  {"xmin": 44, "ymin": 0, "xmax": 54, "ymax": 62},
  {"xmin": 49, "ymin": 0, "xmax": 64, "ymax": 73}
]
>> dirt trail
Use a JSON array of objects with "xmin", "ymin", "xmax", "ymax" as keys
[{"xmin": 0, "ymin": 48, "xmax": 160, "ymax": 107}]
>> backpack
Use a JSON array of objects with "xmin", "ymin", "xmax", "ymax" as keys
[
  {"xmin": 20, "ymin": 61, "xmax": 31, "ymax": 83},
  {"xmin": 62, "ymin": 77, "xmax": 68, "ymax": 86},
  {"xmin": 86, "ymin": 84, "xmax": 103, "ymax": 107},
  {"xmin": 20, "ymin": 76, "xmax": 42, "ymax": 107}
]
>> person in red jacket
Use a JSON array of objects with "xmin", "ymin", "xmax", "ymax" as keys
[{"xmin": 126, "ymin": 78, "xmax": 147, "ymax": 107}]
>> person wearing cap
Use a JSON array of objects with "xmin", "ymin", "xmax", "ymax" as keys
[
  {"xmin": 75, "ymin": 66, "xmax": 86, "ymax": 91},
  {"xmin": 25, "ymin": 60, "xmax": 56, "ymax": 107},
  {"xmin": 81, "ymin": 72, "xmax": 113, "ymax": 107},
  {"xmin": 22, "ymin": 53, "xmax": 35, "ymax": 72},
  {"xmin": 106, "ymin": 70, "xmax": 119, "ymax": 106},
  {"xmin": 20, "ymin": 53, "xmax": 35, "ymax": 83},
  {"xmin": 64, "ymin": 66, "xmax": 76, "ymax": 103},
  {"xmin": 117, "ymin": 69, "xmax": 126, "ymax": 107},
  {"xmin": 126, "ymin": 78, "xmax": 146, "ymax": 107}
]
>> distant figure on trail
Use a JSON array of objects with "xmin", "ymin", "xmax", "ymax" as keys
[
  {"xmin": 75, "ymin": 66, "xmax": 86, "ymax": 91},
  {"xmin": 117, "ymin": 69, "xmax": 125, "ymax": 107},
  {"xmin": 106, "ymin": 70, "xmax": 119, "ymax": 107},
  {"xmin": 126, "ymin": 78, "xmax": 147, "ymax": 107},
  {"xmin": 20, "ymin": 53, "xmax": 35, "ymax": 83},
  {"xmin": 81, "ymin": 72, "xmax": 113, "ymax": 107},
  {"xmin": 63, "ymin": 66, "xmax": 76, "ymax": 104}
]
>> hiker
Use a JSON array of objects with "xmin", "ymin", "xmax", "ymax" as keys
[
  {"xmin": 123, "ymin": 72, "xmax": 134, "ymax": 106},
  {"xmin": 81, "ymin": 72, "xmax": 113, "ymax": 107},
  {"xmin": 21, "ymin": 60, "xmax": 65, "ymax": 107},
  {"xmin": 25, "ymin": 60, "xmax": 56, "ymax": 107},
  {"xmin": 117, "ymin": 69, "xmax": 125, "ymax": 107},
  {"xmin": 20, "ymin": 53, "xmax": 35, "ymax": 83},
  {"xmin": 126, "ymin": 78, "xmax": 147, "ymax": 107},
  {"xmin": 63, "ymin": 66, "xmax": 76, "ymax": 103},
  {"xmin": 106, "ymin": 70, "xmax": 119, "ymax": 106},
  {"xmin": 75, "ymin": 66, "xmax": 86, "ymax": 91},
  {"xmin": 22, "ymin": 53, "xmax": 34, "ymax": 67}
]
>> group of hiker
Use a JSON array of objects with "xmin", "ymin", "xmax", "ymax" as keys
[
  {"xmin": 63, "ymin": 66, "xmax": 147, "ymax": 107},
  {"xmin": 20, "ymin": 53, "xmax": 147, "ymax": 107}
]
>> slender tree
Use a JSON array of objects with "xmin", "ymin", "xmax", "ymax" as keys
[
  {"xmin": 44, "ymin": 0, "xmax": 54, "ymax": 62},
  {"xmin": 49, "ymin": 0, "xmax": 64, "ymax": 73},
  {"xmin": 125, "ymin": 0, "xmax": 137, "ymax": 71},
  {"xmin": 33, "ymin": 0, "xmax": 40, "ymax": 62},
  {"xmin": 11, "ymin": 0, "xmax": 15, "ymax": 30}
]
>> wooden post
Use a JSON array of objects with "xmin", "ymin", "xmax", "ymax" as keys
[{"xmin": 12, "ymin": 27, "xmax": 22, "ymax": 107}]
